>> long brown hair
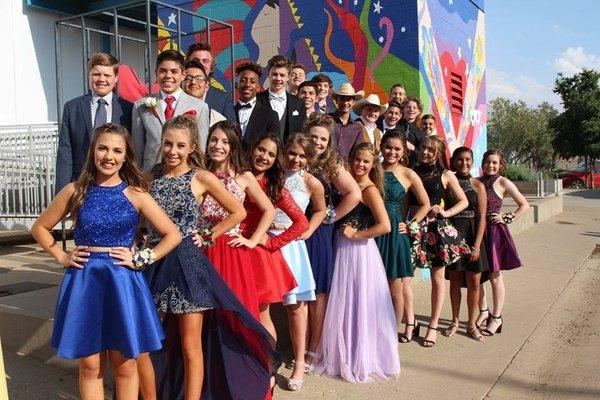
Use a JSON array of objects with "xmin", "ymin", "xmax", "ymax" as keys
[
  {"xmin": 205, "ymin": 120, "xmax": 249, "ymax": 175},
  {"xmin": 160, "ymin": 115, "xmax": 205, "ymax": 171},
  {"xmin": 285, "ymin": 133, "xmax": 317, "ymax": 168},
  {"xmin": 69, "ymin": 123, "xmax": 147, "ymax": 227},
  {"xmin": 304, "ymin": 113, "xmax": 342, "ymax": 181},
  {"xmin": 248, "ymin": 133, "xmax": 285, "ymax": 203},
  {"xmin": 348, "ymin": 142, "xmax": 384, "ymax": 197},
  {"xmin": 381, "ymin": 129, "xmax": 409, "ymax": 167},
  {"xmin": 420, "ymin": 136, "xmax": 449, "ymax": 170}
]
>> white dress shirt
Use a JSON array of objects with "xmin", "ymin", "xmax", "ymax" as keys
[
  {"xmin": 91, "ymin": 92, "xmax": 114, "ymax": 123},
  {"xmin": 382, "ymin": 119, "xmax": 396, "ymax": 133},
  {"xmin": 160, "ymin": 88, "xmax": 183, "ymax": 114},
  {"xmin": 237, "ymin": 97, "xmax": 257, "ymax": 135},
  {"xmin": 268, "ymin": 89, "xmax": 287, "ymax": 120}
]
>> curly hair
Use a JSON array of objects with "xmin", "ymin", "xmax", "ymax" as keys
[
  {"xmin": 205, "ymin": 120, "xmax": 249, "ymax": 175},
  {"xmin": 235, "ymin": 61, "xmax": 263, "ymax": 78},
  {"xmin": 248, "ymin": 133, "xmax": 286, "ymax": 203},
  {"xmin": 348, "ymin": 142, "xmax": 384, "ymax": 197},
  {"xmin": 403, "ymin": 96, "xmax": 424, "ymax": 125},
  {"xmin": 69, "ymin": 123, "xmax": 147, "ymax": 228},
  {"xmin": 303, "ymin": 113, "xmax": 342, "ymax": 181}
]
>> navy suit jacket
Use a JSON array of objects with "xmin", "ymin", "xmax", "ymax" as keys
[
  {"xmin": 205, "ymin": 87, "xmax": 236, "ymax": 121},
  {"xmin": 55, "ymin": 93, "xmax": 132, "ymax": 192}
]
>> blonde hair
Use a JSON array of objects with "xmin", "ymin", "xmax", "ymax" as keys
[{"xmin": 304, "ymin": 113, "xmax": 342, "ymax": 181}]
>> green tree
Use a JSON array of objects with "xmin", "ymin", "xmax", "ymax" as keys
[
  {"xmin": 551, "ymin": 69, "xmax": 600, "ymax": 170},
  {"xmin": 488, "ymin": 98, "xmax": 557, "ymax": 169}
]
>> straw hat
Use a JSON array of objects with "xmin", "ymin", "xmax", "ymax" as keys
[
  {"xmin": 331, "ymin": 83, "xmax": 365, "ymax": 101},
  {"xmin": 352, "ymin": 93, "xmax": 387, "ymax": 114}
]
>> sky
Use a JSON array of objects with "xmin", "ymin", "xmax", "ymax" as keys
[{"xmin": 486, "ymin": 0, "xmax": 600, "ymax": 108}]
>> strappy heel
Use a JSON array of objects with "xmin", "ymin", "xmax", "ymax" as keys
[
  {"xmin": 467, "ymin": 325, "xmax": 484, "ymax": 341},
  {"xmin": 476, "ymin": 308, "xmax": 490, "ymax": 329},
  {"xmin": 399, "ymin": 321, "xmax": 421, "ymax": 343},
  {"xmin": 481, "ymin": 314, "xmax": 503, "ymax": 336},
  {"xmin": 421, "ymin": 325, "xmax": 438, "ymax": 348},
  {"xmin": 443, "ymin": 321, "xmax": 459, "ymax": 338}
]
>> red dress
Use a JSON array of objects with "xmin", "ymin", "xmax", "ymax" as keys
[
  {"xmin": 200, "ymin": 170, "xmax": 262, "ymax": 318},
  {"xmin": 240, "ymin": 176, "xmax": 308, "ymax": 305}
]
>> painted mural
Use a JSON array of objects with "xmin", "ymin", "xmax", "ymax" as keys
[{"xmin": 156, "ymin": 0, "xmax": 486, "ymax": 159}]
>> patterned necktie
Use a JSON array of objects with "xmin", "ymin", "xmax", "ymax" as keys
[
  {"xmin": 94, "ymin": 98, "xmax": 107, "ymax": 128},
  {"xmin": 165, "ymin": 95, "xmax": 175, "ymax": 120}
]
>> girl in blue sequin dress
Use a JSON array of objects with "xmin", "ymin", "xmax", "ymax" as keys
[
  {"xmin": 31, "ymin": 123, "xmax": 182, "ymax": 400},
  {"xmin": 140, "ymin": 117, "xmax": 279, "ymax": 400}
]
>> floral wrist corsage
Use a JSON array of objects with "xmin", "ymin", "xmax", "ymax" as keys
[
  {"xmin": 197, "ymin": 227, "xmax": 215, "ymax": 248},
  {"xmin": 502, "ymin": 212, "xmax": 515, "ymax": 224},
  {"xmin": 324, "ymin": 205, "xmax": 336, "ymax": 224},
  {"xmin": 407, "ymin": 221, "xmax": 421, "ymax": 236},
  {"xmin": 132, "ymin": 248, "xmax": 156, "ymax": 270}
]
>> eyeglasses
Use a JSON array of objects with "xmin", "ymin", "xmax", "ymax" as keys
[{"xmin": 184, "ymin": 75, "xmax": 207, "ymax": 84}]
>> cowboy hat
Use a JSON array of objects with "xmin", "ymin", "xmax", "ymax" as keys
[
  {"xmin": 331, "ymin": 83, "xmax": 365, "ymax": 101},
  {"xmin": 352, "ymin": 93, "xmax": 387, "ymax": 114}
]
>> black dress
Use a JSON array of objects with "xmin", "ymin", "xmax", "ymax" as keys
[{"xmin": 445, "ymin": 174, "xmax": 489, "ymax": 277}]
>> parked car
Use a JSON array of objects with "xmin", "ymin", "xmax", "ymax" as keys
[{"xmin": 558, "ymin": 165, "xmax": 600, "ymax": 189}]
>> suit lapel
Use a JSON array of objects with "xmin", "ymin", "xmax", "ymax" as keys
[
  {"xmin": 245, "ymin": 102, "xmax": 261, "ymax": 140},
  {"xmin": 173, "ymin": 92, "xmax": 188, "ymax": 117},
  {"xmin": 154, "ymin": 93, "xmax": 166, "ymax": 124},
  {"xmin": 80, "ymin": 94, "xmax": 93, "ymax": 139},
  {"xmin": 112, "ymin": 96, "xmax": 122, "ymax": 123}
]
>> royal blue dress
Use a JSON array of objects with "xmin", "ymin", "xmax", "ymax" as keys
[
  {"xmin": 145, "ymin": 169, "xmax": 280, "ymax": 400},
  {"xmin": 51, "ymin": 182, "xmax": 164, "ymax": 360}
]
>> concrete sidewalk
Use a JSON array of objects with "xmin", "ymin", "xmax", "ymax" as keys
[{"xmin": 1, "ymin": 190, "xmax": 599, "ymax": 399}]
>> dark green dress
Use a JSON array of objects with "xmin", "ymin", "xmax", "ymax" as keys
[{"xmin": 375, "ymin": 171, "xmax": 413, "ymax": 279}]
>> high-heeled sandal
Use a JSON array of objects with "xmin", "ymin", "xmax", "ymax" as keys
[
  {"xmin": 398, "ymin": 320, "xmax": 421, "ymax": 343},
  {"xmin": 443, "ymin": 321, "xmax": 459, "ymax": 338},
  {"xmin": 288, "ymin": 351, "xmax": 316, "ymax": 373},
  {"xmin": 421, "ymin": 325, "xmax": 438, "ymax": 348},
  {"xmin": 467, "ymin": 325, "xmax": 484, "ymax": 341},
  {"xmin": 287, "ymin": 361, "xmax": 305, "ymax": 391},
  {"xmin": 476, "ymin": 308, "xmax": 490, "ymax": 329},
  {"xmin": 481, "ymin": 314, "xmax": 503, "ymax": 336}
]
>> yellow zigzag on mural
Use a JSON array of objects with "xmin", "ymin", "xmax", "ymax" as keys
[
  {"xmin": 287, "ymin": 0, "xmax": 303, "ymax": 29},
  {"xmin": 304, "ymin": 38, "xmax": 322, "ymax": 71}
]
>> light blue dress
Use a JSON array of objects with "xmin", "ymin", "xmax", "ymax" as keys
[{"xmin": 270, "ymin": 170, "xmax": 316, "ymax": 305}]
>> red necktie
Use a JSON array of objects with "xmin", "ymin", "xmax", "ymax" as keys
[{"xmin": 164, "ymin": 95, "xmax": 175, "ymax": 120}]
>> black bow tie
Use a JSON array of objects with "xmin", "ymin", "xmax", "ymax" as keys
[{"xmin": 236, "ymin": 102, "xmax": 252, "ymax": 110}]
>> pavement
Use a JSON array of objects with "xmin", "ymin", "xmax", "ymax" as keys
[{"xmin": 1, "ymin": 189, "xmax": 599, "ymax": 400}]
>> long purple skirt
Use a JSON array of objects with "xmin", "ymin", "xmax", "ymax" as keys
[
  {"xmin": 313, "ymin": 233, "xmax": 400, "ymax": 383},
  {"xmin": 485, "ymin": 222, "xmax": 522, "ymax": 273}
]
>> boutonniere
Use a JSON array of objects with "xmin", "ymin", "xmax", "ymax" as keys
[
  {"xmin": 143, "ymin": 97, "xmax": 159, "ymax": 118},
  {"xmin": 183, "ymin": 110, "xmax": 197, "ymax": 118},
  {"xmin": 292, "ymin": 110, "xmax": 299, "ymax": 116}
]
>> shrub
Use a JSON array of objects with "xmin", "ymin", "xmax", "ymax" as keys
[{"xmin": 504, "ymin": 164, "xmax": 537, "ymax": 181}]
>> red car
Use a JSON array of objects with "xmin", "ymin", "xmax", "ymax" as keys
[{"xmin": 559, "ymin": 165, "xmax": 600, "ymax": 189}]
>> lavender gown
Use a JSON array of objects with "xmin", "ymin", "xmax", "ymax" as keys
[
  {"xmin": 313, "ymin": 197, "xmax": 400, "ymax": 383},
  {"xmin": 479, "ymin": 174, "xmax": 522, "ymax": 272}
]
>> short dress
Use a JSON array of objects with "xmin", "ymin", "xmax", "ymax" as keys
[
  {"xmin": 305, "ymin": 172, "xmax": 335, "ymax": 294},
  {"xmin": 269, "ymin": 170, "xmax": 316, "ymax": 305},
  {"xmin": 375, "ymin": 170, "xmax": 413, "ymax": 279},
  {"xmin": 479, "ymin": 173, "xmax": 522, "ymax": 273},
  {"xmin": 51, "ymin": 182, "xmax": 164, "ymax": 360},
  {"xmin": 445, "ymin": 174, "xmax": 489, "ymax": 278},
  {"xmin": 408, "ymin": 164, "xmax": 471, "ymax": 269}
]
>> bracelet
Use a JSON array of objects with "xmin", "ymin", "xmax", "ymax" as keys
[
  {"xmin": 502, "ymin": 212, "xmax": 515, "ymax": 224},
  {"xmin": 132, "ymin": 248, "xmax": 156, "ymax": 270},
  {"xmin": 324, "ymin": 205, "xmax": 336, "ymax": 224},
  {"xmin": 197, "ymin": 227, "xmax": 215, "ymax": 248}
]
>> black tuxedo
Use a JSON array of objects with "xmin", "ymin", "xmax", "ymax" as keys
[
  {"xmin": 55, "ymin": 93, "xmax": 132, "ymax": 192},
  {"xmin": 235, "ymin": 100, "xmax": 280, "ymax": 147},
  {"xmin": 256, "ymin": 90, "xmax": 306, "ymax": 143},
  {"xmin": 395, "ymin": 119, "xmax": 426, "ymax": 167}
]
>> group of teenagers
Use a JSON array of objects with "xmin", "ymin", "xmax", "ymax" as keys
[{"xmin": 32, "ymin": 46, "xmax": 530, "ymax": 400}]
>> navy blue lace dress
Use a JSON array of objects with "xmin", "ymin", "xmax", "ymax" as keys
[
  {"xmin": 146, "ymin": 169, "xmax": 280, "ymax": 400},
  {"xmin": 51, "ymin": 182, "xmax": 164, "ymax": 359}
]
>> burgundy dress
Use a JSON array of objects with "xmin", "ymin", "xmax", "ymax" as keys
[
  {"xmin": 240, "ymin": 176, "xmax": 306, "ymax": 305},
  {"xmin": 479, "ymin": 174, "xmax": 522, "ymax": 272}
]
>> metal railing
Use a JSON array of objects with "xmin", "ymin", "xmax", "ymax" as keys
[{"xmin": 0, "ymin": 124, "xmax": 58, "ymax": 221}]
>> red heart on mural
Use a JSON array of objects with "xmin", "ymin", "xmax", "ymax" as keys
[{"xmin": 440, "ymin": 51, "xmax": 467, "ymax": 139}]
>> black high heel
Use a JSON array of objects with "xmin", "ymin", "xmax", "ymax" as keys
[
  {"xmin": 398, "ymin": 321, "xmax": 421, "ymax": 343},
  {"xmin": 476, "ymin": 308, "xmax": 490, "ymax": 329},
  {"xmin": 481, "ymin": 314, "xmax": 503, "ymax": 336},
  {"xmin": 421, "ymin": 325, "xmax": 438, "ymax": 348}
]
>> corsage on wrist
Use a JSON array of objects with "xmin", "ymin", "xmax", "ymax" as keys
[
  {"xmin": 407, "ymin": 221, "xmax": 421, "ymax": 235},
  {"xmin": 324, "ymin": 205, "xmax": 337, "ymax": 224},
  {"xmin": 197, "ymin": 227, "xmax": 215, "ymax": 248},
  {"xmin": 132, "ymin": 248, "xmax": 156, "ymax": 270},
  {"xmin": 502, "ymin": 212, "xmax": 515, "ymax": 224}
]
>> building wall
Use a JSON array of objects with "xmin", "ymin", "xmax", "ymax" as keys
[{"xmin": 162, "ymin": 0, "xmax": 486, "ymax": 160}]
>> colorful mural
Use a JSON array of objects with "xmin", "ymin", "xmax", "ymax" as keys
[{"xmin": 156, "ymin": 0, "xmax": 486, "ymax": 161}]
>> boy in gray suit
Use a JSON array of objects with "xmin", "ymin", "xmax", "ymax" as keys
[{"xmin": 132, "ymin": 50, "xmax": 209, "ymax": 170}]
